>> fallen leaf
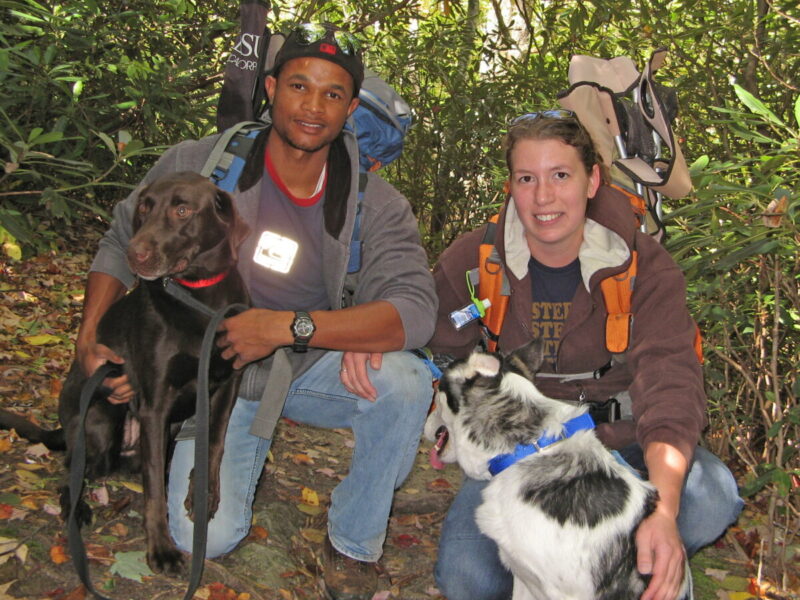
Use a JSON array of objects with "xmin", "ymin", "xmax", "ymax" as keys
[
  {"xmin": 278, "ymin": 590, "xmax": 293, "ymax": 600},
  {"xmin": 110, "ymin": 522, "xmax": 129, "ymax": 537},
  {"xmin": 427, "ymin": 478, "xmax": 452, "ymax": 490},
  {"xmin": 0, "ymin": 537, "xmax": 27, "ymax": 566},
  {"xmin": 90, "ymin": 485, "xmax": 110, "ymax": 505},
  {"xmin": 25, "ymin": 443, "xmax": 51, "ymax": 458},
  {"xmin": 300, "ymin": 527, "xmax": 326, "ymax": 544},
  {"xmin": 119, "ymin": 480, "xmax": 143, "ymax": 493},
  {"xmin": 705, "ymin": 568, "xmax": 729, "ymax": 582},
  {"xmin": 22, "ymin": 334, "xmax": 63, "ymax": 346},
  {"xmin": 315, "ymin": 467, "xmax": 338, "ymax": 478},
  {"xmin": 43, "ymin": 502, "xmax": 61, "ymax": 516},
  {"xmin": 248, "ymin": 525, "xmax": 268, "ymax": 540},
  {"xmin": 16, "ymin": 462, "xmax": 46, "ymax": 471},
  {"xmin": 15, "ymin": 469, "xmax": 43, "ymax": 487},
  {"xmin": 86, "ymin": 543, "xmax": 114, "ymax": 563},
  {"xmin": 301, "ymin": 486, "xmax": 319, "ymax": 506},
  {"xmin": 62, "ymin": 584, "xmax": 88, "ymax": 600},
  {"xmin": 0, "ymin": 504, "xmax": 12, "ymax": 519},
  {"xmin": 50, "ymin": 544, "xmax": 69, "ymax": 565},
  {"xmin": 291, "ymin": 453, "xmax": 314, "ymax": 466},
  {"xmin": 0, "ymin": 581, "xmax": 17, "ymax": 596},
  {"xmin": 393, "ymin": 533, "xmax": 421, "ymax": 548},
  {"xmin": 0, "ymin": 438, "xmax": 12, "ymax": 452},
  {"xmin": 109, "ymin": 550, "xmax": 154, "ymax": 582},
  {"xmin": 296, "ymin": 503, "xmax": 322, "ymax": 516}
]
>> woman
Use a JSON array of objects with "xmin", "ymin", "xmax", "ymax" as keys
[{"xmin": 428, "ymin": 110, "xmax": 742, "ymax": 600}]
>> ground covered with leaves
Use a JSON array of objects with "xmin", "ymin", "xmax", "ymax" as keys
[{"xmin": 0, "ymin": 226, "xmax": 794, "ymax": 600}]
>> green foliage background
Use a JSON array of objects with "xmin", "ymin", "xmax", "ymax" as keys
[{"xmin": 1, "ymin": 0, "xmax": 798, "ymax": 587}]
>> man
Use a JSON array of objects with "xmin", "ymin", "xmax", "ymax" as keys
[{"xmin": 80, "ymin": 23, "xmax": 436, "ymax": 599}]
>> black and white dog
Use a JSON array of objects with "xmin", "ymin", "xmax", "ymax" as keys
[{"xmin": 425, "ymin": 340, "xmax": 690, "ymax": 600}]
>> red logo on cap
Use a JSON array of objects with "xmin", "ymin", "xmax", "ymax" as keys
[{"xmin": 319, "ymin": 42, "xmax": 337, "ymax": 55}]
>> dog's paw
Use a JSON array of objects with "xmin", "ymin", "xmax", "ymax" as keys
[
  {"xmin": 183, "ymin": 475, "xmax": 219, "ymax": 521},
  {"xmin": 59, "ymin": 487, "xmax": 93, "ymax": 527},
  {"xmin": 147, "ymin": 543, "xmax": 186, "ymax": 576}
]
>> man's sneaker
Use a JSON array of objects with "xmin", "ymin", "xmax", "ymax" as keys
[{"xmin": 322, "ymin": 535, "xmax": 378, "ymax": 600}]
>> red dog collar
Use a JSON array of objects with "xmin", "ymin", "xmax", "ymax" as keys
[{"xmin": 173, "ymin": 270, "xmax": 229, "ymax": 289}]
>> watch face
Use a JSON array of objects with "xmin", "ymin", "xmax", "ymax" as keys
[{"xmin": 294, "ymin": 317, "xmax": 315, "ymax": 338}]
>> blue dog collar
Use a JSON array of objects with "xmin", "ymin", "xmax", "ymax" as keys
[{"xmin": 487, "ymin": 413, "xmax": 596, "ymax": 476}]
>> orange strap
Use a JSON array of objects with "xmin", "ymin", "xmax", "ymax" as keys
[
  {"xmin": 600, "ymin": 250, "xmax": 638, "ymax": 354},
  {"xmin": 478, "ymin": 215, "xmax": 509, "ymax": 352},
  {"xmin": 610, "ymin": 183, "xmax": 647, "ymax": 227}
]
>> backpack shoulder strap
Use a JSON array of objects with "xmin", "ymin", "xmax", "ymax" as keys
[
  {"xmin": 201, "ymin": 121, "xmax": 267, "ymax": 192},
  {"xmin": 600, "ymin": 250, "xmax": 638, "ymax": 354},
  {"xmin": 347, "ymin": 172, "xmax": 367, "ymax": 274},
  {"xmin": 476, "ymin": 214, "xmax": 510, "ymax": 352},
  {"xmin": 599, "ymin": 250, "xmax": 704, "ymax": 363}
]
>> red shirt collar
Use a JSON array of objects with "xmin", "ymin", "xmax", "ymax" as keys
[{"xmin": 264, "ymin": 148, "xmax": 326, "ymax": 207}]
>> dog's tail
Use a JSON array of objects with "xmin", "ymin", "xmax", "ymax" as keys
[{"xmin": 0, "ymin": 408, "xmax": 65, "ymax": 451}]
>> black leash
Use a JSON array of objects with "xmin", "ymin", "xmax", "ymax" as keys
[
  {"xmin": 184, "ymin": 301, "xmax": 247, "ymax": 600},
  {"xmin": 67, "ymin": 361, "xmax": 123, "ymax": 600},
  {"xmin": 68, "ymin": 285, "xmax": 246, "ymax": 599}
]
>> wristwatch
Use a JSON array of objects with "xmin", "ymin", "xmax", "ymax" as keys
[{"xmin": 290, "ymin": 311, "xmax": 316, "ymax": 353}]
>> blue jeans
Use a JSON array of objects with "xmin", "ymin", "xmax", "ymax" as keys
[
  {"xmin": 167, "ymin": 350, "xmax": 432, "ymax": 561},
  {"xmin": 434, "ymin": 445, "xmax": 744, "ymax": 600}
]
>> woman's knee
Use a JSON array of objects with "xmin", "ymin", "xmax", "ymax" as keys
[
  {"xmin": 434, "ymin": 542, "xmax": 512, "ymax": 600},
  {"xmin": 679, "ymin": 446, "xmax": 744, "ymax": 554}
]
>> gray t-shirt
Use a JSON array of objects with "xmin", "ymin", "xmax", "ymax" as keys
[{"xmin": 249, "ymin": 163, "xmax": 330, "ymax": 312}]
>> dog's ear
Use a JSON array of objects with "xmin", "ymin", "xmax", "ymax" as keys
[
  {"xmin": 467, "ymin": 352, "xmax": 502, "ymax": 377},
  {"xmin": 213, "ymin": 189, "xmax": 250, "ymax": 260},
  {"xmin": 505, "ymin": 339, "xmax": 545, "ymax": 381}
]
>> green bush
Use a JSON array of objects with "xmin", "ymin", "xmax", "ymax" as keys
[{"xmin": 0, "ymin": 0, "xmax": 235, "ymax": 255}]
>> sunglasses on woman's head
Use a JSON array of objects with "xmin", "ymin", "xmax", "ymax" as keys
[
  {"xmin": 510, "ymin": 109, "xmax": 576, "ymax": 126},
  {"xmin": 292, "ymin": 23, "xmax": 361, "ymax": 56}
]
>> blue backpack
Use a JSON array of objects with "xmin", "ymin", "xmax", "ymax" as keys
[{"xmin": 344, "ymin": 69, "xmax": 413, "ymax": 173}]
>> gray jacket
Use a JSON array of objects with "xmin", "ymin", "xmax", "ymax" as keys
[{"xmin": 91, "ymin": 127, "xmax": 437, "ymax": 437}]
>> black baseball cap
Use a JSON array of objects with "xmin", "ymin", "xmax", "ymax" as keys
[{"xmin": 272, "ymin": 23, "xmax": 364, "ymax": 96}]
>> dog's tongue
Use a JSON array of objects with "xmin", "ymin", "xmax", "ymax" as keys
[{"xmin": 429, "ymin": 427, "xmax": 448, "ymax": 470}]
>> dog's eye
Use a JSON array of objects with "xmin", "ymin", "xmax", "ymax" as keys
[{"xmin": 175, "ymin": 205, "xmax": 193, "ymax": 218}]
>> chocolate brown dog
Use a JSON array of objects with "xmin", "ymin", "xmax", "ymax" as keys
[{"xmin": 4, "ymin": 172, "xmax": 249, "ymax": 575}]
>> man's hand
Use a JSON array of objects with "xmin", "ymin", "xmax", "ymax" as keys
[
  {"xmin": 217, "ymin": 308, "xmax": 292, "ymax": 369},
  {"xmin": 637, "ymin": 507, "xmax": 686, "ymax": 600},
  {"xmin": 77, "ymin": 342, "xmax": 133, "ymax": 404},
  {"xmin": 339, "ymin": 352, "xmax": 382, "ymax": 401}
]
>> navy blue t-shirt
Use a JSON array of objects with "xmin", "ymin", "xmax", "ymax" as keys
[{"xmin": 529, "ymin": 256, "xmax": 581, "ymax": 367}]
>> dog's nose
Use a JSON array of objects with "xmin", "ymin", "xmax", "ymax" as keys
[{"xmin": 130, "ymin": 246, "xmax": 151, "ymax": 266}]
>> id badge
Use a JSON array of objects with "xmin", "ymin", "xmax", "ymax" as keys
[{"xmin": 253, "ymin": 231, "xmax": 298, "ymax": 274}]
